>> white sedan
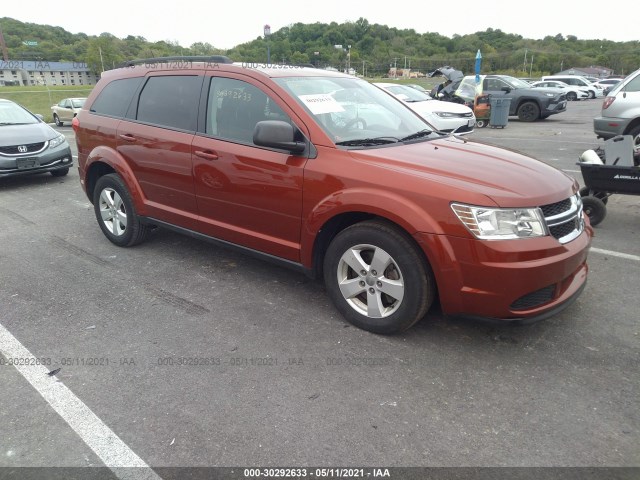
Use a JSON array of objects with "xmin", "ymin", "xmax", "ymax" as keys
[
  {"xmin": 373, "ymin": 83, "xmax": 476, "ymax": 134},
  {"xmin": 530, "ymin": 80, "xmax": 589, "ymax": 101}
]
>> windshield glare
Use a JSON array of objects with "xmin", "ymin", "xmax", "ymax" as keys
[
  {"xmin": 275, "ymin": 76, "xmax": 432, "ymax": 144},
  {"xmin": 71, "ymin": 99, "xmax": 86, "ymax": 108},
  {"xmin": 0, "ymin": 102, "xmax": 39, "ymax": 125},
  {"xmin": 500, "ymin": 76, "xmax": 532, "ymax": 89},
  {"xmin": 383, "ymin": 84, "xmax": 431, "ymax": 102}
]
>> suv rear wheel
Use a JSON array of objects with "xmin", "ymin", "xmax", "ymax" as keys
[
  {"xmin": 93, "ymin": 173, "xmax": 149, "ymax": 247},
  {"xmin": 323, "ymin": 220, "xmax": 435, "ymax": 334}
]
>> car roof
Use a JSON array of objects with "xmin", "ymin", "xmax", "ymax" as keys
[{"xmin": 99, "ymin": 61, "xmax": 352, "ymax": 81}]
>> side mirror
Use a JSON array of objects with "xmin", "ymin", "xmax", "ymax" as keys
[
  {"xmin": 253, "ymin": 120, "xmax": 306, "ymax": 154},
  {"xmin": 501, "ymin": 86, "xmax": 512, "ymax": 93}
]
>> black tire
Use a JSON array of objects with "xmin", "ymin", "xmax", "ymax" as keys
[
  {"xmin": 582, "ymin": 196, "xmax": 607, "ymax": 226},
  {"xmin": 588, "ymin": 90, "xmax": 596, "ymax": 99},
  {"xmin": 323, "ymin": 220, "xmax": 435, "ymax": 334},
  {"xmin": 579, "ymin": 186, "xmax": 608, "ymax": 205},
  {"xmin": 475, "ymin": 120, "xmax": 486, "ymax": 128},
  {"xmin": 517, "ymin": 101, "xmax": 540, "ymax": 122},
  {"xmin": 53, "ymin": 114, "xmax": 63, "ymax": 127},
  {"xmin": 628, "ymin": 124, "xmax": 640, "ymax": 163},
  {"xmin": 93, "ymin": 173, "xmax": 149, "ymax": 247},
  {"xmin": 566, "ymin": 91, "xmax": 578, "ymax": 101}
]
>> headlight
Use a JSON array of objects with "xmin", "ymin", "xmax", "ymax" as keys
[
  {"xmin": 451, "ymin": 203, "xmax": 547, "ymax": 240},
  {"xmin": 48, "ymin": 133, "xmax": 68, "ymax": 149},
  {"xmin": 434, "ymin": 111, "xmax": 456, "ymax": 118}
]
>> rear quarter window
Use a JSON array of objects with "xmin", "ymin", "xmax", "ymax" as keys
[{"xmin": 89, "ymin": 77, "xmax": 143, "ymax": 118}]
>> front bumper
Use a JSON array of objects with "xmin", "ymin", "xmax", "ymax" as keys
[
  {"xmin": 0, "ymin": 146, "xmax": 73, "ymax": 178},
  {"xmin": 414, "ymin": 227, "xmax": 592, "ymax": 321},
  {"xmin": 543, "ymin": 99, "xmax": 567, "ymax": 115}
]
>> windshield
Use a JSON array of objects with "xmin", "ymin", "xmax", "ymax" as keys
[
  {"xmin": 274, "ymin": 76, "xmax": 433, "ymax": 145},
  {"xmin": 499, "ymin": 76, "xmax": 532, "ymax": 89},
  {"xmin": 0, "ymin": 101, "xmax": 39, "ymax": 125},
  {"xmin": 71, "ymin": 98, "xmax": 86, "ymax": 108},
  {"xmin": 381, "ymin": 84, "xmax": 431, "ymax": 102}
]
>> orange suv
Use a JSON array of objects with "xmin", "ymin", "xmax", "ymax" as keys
[{"xmin": 74, "ymin": 57, "xmax": 592, "ymax": 334}]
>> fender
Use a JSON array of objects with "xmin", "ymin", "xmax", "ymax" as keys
[
  {"xmin": 85, "ymin": 146, "xmax": 148, "ymax": 215},
  {"xmin": 300, "ymin": 187, "xmax": 443, "ymax": 267}
]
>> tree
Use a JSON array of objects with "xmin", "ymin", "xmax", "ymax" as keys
[{"xmin": 85, "ymin": 35, "xmax": 122, "ymax": 73}]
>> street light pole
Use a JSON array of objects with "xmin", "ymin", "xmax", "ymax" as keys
[{"xmin": 263, "ymin": 25, "xmax": 271, "ymax": 65}]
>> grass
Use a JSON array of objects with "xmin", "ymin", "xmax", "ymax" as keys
[{"xmin": 0, "ymin": 85, "xmax": 95, "ymax": 123}]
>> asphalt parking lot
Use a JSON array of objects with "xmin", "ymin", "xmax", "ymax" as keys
[{"xmin": 0, "ymin": 99, "xmax": 638, "ymax": 479}]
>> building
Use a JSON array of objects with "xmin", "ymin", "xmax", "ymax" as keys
[
  {"xmin": 0, "ymin": 60, "xmax": 100, "ymax": 87},
  {"xmin": 555, "ymin": 66, "xmax": 614, "ymax": 78}
]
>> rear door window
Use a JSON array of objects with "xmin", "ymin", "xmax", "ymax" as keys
[{"xmin": 135, "ymin": 75, "xmax": 202, "ymax": 131}]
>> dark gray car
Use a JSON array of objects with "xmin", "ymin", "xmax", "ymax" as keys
[
  {"xmin": 0, "ymin": 99, "xmax": 73, "ymax": 178},
  {"xmin": 456, "ymin": 75, "xmax": 567, "ymax": 122}
]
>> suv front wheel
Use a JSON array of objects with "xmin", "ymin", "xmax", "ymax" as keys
[
  {"xmin": 323, "ymin": 220, "xmax": 435, "ymax": 334},
  {"xmin": 517, "ymin": 101, "xmax": 541, "ymax": 122},
  {"xmin": 93, "ymin": 173, "xmax": 149, "ymax": 247}
]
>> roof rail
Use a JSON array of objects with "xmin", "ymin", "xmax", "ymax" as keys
[{"xmin": 116, "ymin": 55, "xmax": 233, "ymax": 68}]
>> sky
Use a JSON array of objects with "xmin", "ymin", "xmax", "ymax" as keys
[{"xmin": 2, "ymin": 0, "xmax": 638, "ymax": 50}]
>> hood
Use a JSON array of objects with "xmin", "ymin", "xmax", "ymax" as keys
[
  {"xmin": 0, "ymin": 122, "xmax": 58, "ymax": 146},
  {"xmin": 349, "ymin": 136, "xmax": 576, "ymax": 207},
  {"xmin": 516, "ymin": 86, "xmax": 564, "ymax": 99},
  {"xmin": 406, "ymin": 99, "xmax": 473, "ymax": 115}
]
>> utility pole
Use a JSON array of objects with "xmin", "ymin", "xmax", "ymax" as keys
[
  {"xmin": 523, "ymin": 49, "xmax": 527, "ymax": 73},
  {"xmin": 530, "ymin": 55, "xmax": 534, "ymax": 77}
]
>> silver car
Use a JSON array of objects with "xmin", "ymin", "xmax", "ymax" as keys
[
  {"xmin": 593, "ymin": 68, "xmax": 640, "ymax": 156},
  {"xmin": 0, "ymin": 99, "xmax": 73, "ymax": 178}
]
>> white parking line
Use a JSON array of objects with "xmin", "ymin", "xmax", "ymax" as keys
[
  {"xmin": 591, "ymin": 247, "xmax": 640, "ymax": 262},
  {"xmin": 0, "ymin": 323, "xmax": 161, "ymax": 480}
]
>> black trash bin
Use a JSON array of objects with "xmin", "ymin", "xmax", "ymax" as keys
[{"xmin": 489, "ymin": 97, "xmax": 511, "ymax": 128}]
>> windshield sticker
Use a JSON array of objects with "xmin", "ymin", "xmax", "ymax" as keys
[{"xmin": 299, "ymin": 94, "xmax": 345, "ymax": 115}]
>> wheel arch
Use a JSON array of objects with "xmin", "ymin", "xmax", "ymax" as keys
[
  {"xmin": 83, "ymin": 147, "xmax": 146, "ymax": 213},
  {"xmin": 623, "ymin": 117, "xmax": 640, "ymax": 137},
  {"xmin": 306, "ymin": 209, "xmax": 439, "ymax": 287}
]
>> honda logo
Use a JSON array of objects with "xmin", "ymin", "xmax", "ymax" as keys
[{"xmin": 18, "ymin": 145, "xmax": 28, "ymax": 153}]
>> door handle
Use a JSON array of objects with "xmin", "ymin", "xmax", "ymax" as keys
[
  {"xmin": 118, "ymin": 134, "xmax": 136, "ymax": 142},
  {"xmin": 194, "ymin": 150, "xmax": 219, "ymax": 161}
]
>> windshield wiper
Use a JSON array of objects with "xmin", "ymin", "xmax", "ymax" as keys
[
  {"xmin": 335, "ymin": 137, "xmax": 399, "ymax": 146},
  {"xmin": 400, "ymin": 129, "xmax": 434, "ymax": 141},
  {"xmin": 0, "ymin": 122, "xmax": 31, "ymax": 126}
]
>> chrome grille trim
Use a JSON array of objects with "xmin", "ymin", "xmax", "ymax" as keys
[{"xmin": 541, "ymin": 194, "xmax": 584, "ymax": 244}]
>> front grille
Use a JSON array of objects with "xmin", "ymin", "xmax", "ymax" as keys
[
  {"xmin": 511, "ymin": 285, "xmax": 555, "ymax": 310},
  {"xmin": 540, "ymin": 198, "xmax": 571, "ymax": 217},
  {"xmin": 540, "ymin": 194, "xmax": 584, "ymax": 244},
  {"xmin": 0, "ymin": 141, "xmax": 46, "ymax": 155},
  {"xmin": 549, "ymin": 219, "xmax": 579, "ymax": 239}
]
